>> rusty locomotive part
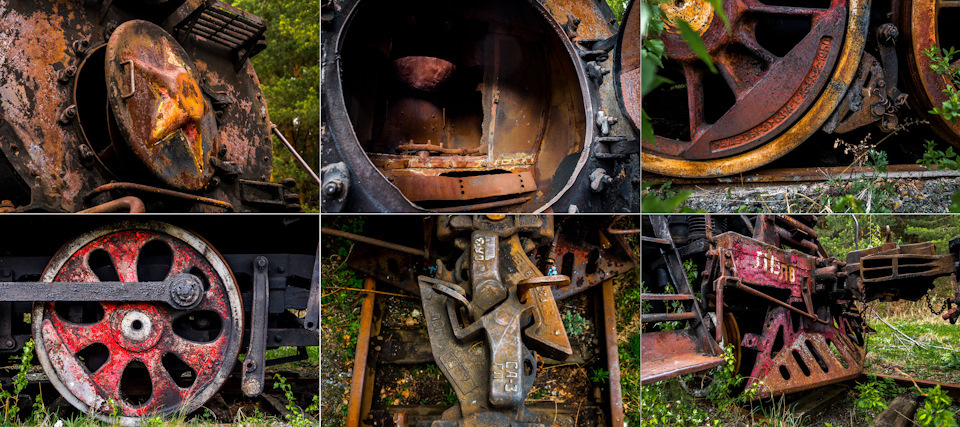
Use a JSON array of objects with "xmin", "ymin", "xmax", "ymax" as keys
[
  {"xmin": 323, "ymin": 215, "xmax": 636, "ymax": 426},
  {"xmin": 641, "ymin": 215, "xmax": 960, "ymax": 398},
  {"xmin": 1, "ymin": 0, "xmax": 305, "ymax": 212},
  {"xmin": 0, "ymin": 216, "xmax": 318, "ymax": 424},
  {"xmin": 642, "ymin": 0, "xmax": 960, "ymax": 178},
  {"xmin": 321, "ymin": 0, "xmax": 640, "ymax": 213}
]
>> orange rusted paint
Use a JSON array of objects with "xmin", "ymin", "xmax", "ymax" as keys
[
  {"xmin": 106, "ymin": 20, "xmax": 215, "ymax": 191},
  {"xmin": 894, "ymin": 0, "xmax": 960, "ymax": 147}
]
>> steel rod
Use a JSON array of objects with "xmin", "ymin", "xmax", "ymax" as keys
[
  {"xmin": 321, "ymin": 227, "xmax": 429, "ymax": 258},
  {"xmin": 272, "ymin": 125, "xmax": 321, "ymax": 185}
]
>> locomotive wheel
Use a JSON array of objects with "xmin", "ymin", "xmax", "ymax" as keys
[
  {"xmin": 895, "ymin": 0, "xmax": 960, "ymax": 147},
  {"xmin": 641, "ymin": 0, "xmax": 871, "ymax": 177},
  {"xmin": 32, "ymin": 222, "xmax": 242, "ymax": 425}
]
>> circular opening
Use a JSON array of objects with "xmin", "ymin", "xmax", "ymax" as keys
[
  {"xmin": 339, "ymin": 0, "xmax": 588, "ymax": 211},
  {"xmin": 132, "ymin": 319, "xmax": 143, "ymax": 330}
]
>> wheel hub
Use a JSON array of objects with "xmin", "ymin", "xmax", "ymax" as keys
[{"xmin": 113, "ymin": 306, "xmax": 162, "ymax": 352}]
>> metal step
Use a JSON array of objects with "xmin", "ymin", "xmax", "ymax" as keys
[{"xmin": 641, "ymin": 329, "xmax": 726, "ymax": 385}]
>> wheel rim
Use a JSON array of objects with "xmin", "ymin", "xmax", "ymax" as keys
[
  {"xmin": 642, "ymin": 0, "xmax": 871, "ymax": 177},
  {"xmin": 896, "ymin": 0, "xmax": 960, "ymax": 146},
  {"xmin": 33, "ymin": 221, "xmax": 242, "ymax": 425}
]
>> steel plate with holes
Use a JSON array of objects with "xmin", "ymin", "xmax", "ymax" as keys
[{"xmin": 105, "ymin": 20, "xmax": 217, "ymax": 191}]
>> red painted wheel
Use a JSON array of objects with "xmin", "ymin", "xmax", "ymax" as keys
[{"xmin": 32, "ymin": 222, "xmax": 242, "ymax": 425}]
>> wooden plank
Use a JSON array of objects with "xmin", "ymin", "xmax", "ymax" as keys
[{"xmin": 875, "ymin": 394, "xmax": 920, "ymax": 427}]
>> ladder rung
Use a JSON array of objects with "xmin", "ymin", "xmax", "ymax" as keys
[
  {"xmin": 641, "ymin": 293, "xmax": 695, "ymax": 301},
  {"xmin": 641, "ymin": 236, "xmax": 672, "ymax": 246},
  {"xmin": 641, "ymin": 312, "xmax": 696, "ymax": 323}
]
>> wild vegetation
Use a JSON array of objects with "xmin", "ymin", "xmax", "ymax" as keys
[{"xmin": 230, "ymin": 0, "xmax": 320, "ymax": 211}]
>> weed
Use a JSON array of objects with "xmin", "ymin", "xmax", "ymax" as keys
[
  {"xmin": 273, "ymin": 373, "xmax": 317, "ymax": 426},
  {"xmin": 641, "ymin": 181, "xmax": 700, "ymax": 213},
  {"xmin": 562, "ymin": 311, "xmax": 587, "ymax": 337},
  {"xmin": 590, "ymin": 368, "xmax": 609, "ymax": 384},
  {"xmin": 918, "ymin": 385, "xmax": 957, "ymax": 427},
  {"xmin": 854, "ymin": 381, "xmax": 887, "ymax": 417},
  {"xmin": 0, "ymin": 339, "xmax": 34, "ymax": 423}
]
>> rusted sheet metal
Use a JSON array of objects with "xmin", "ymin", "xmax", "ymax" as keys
[
  {"xmin": 106, "ymin": 20, "xmax": 215, "ymax": 191},
  {"xmin": 37, "ymin": 228, "xmax": 240, "ymax": 418},
  {"xmin": 741, "ymin": 307, "xmax": 864, "ymax": 397},
  {"xmin": 640, "ymin": 329, "xmax": 726, "ymax": 385},
  {"xmin": 347, "ymin": 276, "xmax": 377, "ymax": 427},
  {"xmin": 548, "ymin": 226, "xmax": 637, "ymax": 300},
  {"xmin": 715, "ymin": 232, "xmax": 814, "ymax": 299},
  {"xmin": 384, "ymin": 170, "xmax": 537, "ymax": 202},
  {"xmin": 393, "ymin": 56, "xmax": 457, "ymax": 92},
  {"xmin": 895, "ymin": 0, "xmax": 960, "ymax": 147},
  {"xmin": 641, "ymin": 0, "xmax": 870, "ymax": 177}
]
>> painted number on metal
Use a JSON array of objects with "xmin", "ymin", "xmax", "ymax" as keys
[{"xmin": 753, "ymin": 250, "xmax": 799, "ymax": 283}]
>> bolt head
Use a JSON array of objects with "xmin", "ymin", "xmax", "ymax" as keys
[{"xmin": 323, "ymin": 180, "xmax": 343, "ymax": 198}]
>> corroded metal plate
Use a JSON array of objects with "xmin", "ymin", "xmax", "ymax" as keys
[{"xmin": 105, "ymin": 20, "xmax": 217, "ymax": 191}]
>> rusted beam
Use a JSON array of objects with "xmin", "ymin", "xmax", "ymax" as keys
[
  {"xmin": 347, "ymin": 276, "xmax": 377, "ymax": 427},
  {"xmin": 602, "ymin": 280, "xmax": 624, "ymax": 427},
  {"xmin": 321, "ymin": 227, "xmax": 429, "ymax": 258},
  {"xmin": 641, "ymin": 312, "xmax": 696, "ymax": 323}
]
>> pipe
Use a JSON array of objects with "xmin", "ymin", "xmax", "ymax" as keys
[
  {"xmin": 732, "ymin": 281, "xmax": 828, "ymax": 324},
  {"xmin": 320, "ymin": 227, "xmax": 429, "ymax": 258},
  {"xmin": 78, "ymin": 196, "xmax": 146, "ymax": 213},
  {"xmin": 86, "ymin": 182, "xmax": 234, "ymax": 211},
  {"xmin": 602, "ymin": 280, "xmax": 624, "ymax": 426},
  {"xmin": 346, "ymin": 276, "xmax": 377, "ymax": 427},
  {"xmin": 272, "ymin": 125, "xmax": 321, "ymax": 185}
]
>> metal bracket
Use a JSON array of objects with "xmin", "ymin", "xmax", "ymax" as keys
[
  {"xmin": 304, "ymin": 247, "xmax": 319, "ymax": 331},
  {"xmin": 241, "ymin": 256, "xmax": 269, "ymax": 397}
]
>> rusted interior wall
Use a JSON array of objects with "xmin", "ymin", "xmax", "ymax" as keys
[{"xmin": 338, "ymin": 0, "xmax": 587, "ymax": 208}]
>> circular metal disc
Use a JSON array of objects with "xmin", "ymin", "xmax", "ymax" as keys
[
  {"xmin": 105, "ymin": 20, "xmax": 217, "ymax": 191},
  {"xmin": 33, "ymin": 221, "xmax": 242, "ymax": 425}
]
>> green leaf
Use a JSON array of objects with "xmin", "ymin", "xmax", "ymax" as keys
[
  {"xmin": 675, "ymin": 19, "xmax": 718, "ymax": 74},
  {"xmin": 642, "ymin": 109, "xmax": 655, "ymax": 142},
  {"xmin": 704, "ymin": 0, "xmax": 731, "ymax": 33}
]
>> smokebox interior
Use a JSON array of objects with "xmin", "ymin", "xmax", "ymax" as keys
[{"xmin": 340, "ymin": 0, "xmax": 588, "ymax": 211}]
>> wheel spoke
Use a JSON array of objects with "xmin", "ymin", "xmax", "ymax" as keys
[
  {"xmin": 167, "ymin": 334, "xmax": 225, "ymax": 380},
  {"xmin": 92, "ymin": 352, "xmax": 133, "ymax": 398},
  {"xmin": 102, "ymin": 237, "xmax": 148, "ymax": 282},
  {"xmin": 737, "ymin": 29, "xmax": 779, "ymax": 63},
  {"xmin": 48, "ymin": 315, "xmax": 112, "ymax": 354},
  {"xmin": 146, "ymin": 356, "xmax": 185, "ymax": 409},
  {"xmin": 683, "ymin": 63, "xmax": 706, "ymax": 139}
]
